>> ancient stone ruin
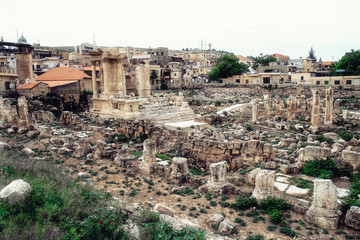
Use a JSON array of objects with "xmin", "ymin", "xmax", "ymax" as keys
[
  {"xmin": 251, "ymin": 170, "xmax": 275, "ymax": 201},
  {"xmin": 139, "ymin": 138, "xmax": 157, "ymax": 174},
  {"xmin": 201, "ymin": 161, "xmax": 234, "ymax": 195},
  {"xmin": 305, "ymin": 179, "xmax": 341, "ymax": 230}
]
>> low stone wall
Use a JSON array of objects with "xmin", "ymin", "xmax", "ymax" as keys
[
  {"xmin": 59, "ymin": 111, "xmax": 272, "ymax": 171},
  {"xmin": 113, "ymin": 119, "xmax": 272, "ymax": 170}
]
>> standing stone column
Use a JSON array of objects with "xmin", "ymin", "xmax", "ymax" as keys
[
  {"xmin": 334, "ymin": 99, "xmax": 341, "ymax": 114},
  {"xmin": 305, "ymin": 179, "xmax": 341, "ymax": 229},
  {"xmin": 275, "ymin": 97, "xmax": 282, "ymax": 118},
  {"xmin": 325, "ymin": 88, "xmax": 333, "ymax": 124},
  {"xmin": 91, "ymin": 61, "xmax": 98, "ymax": 98},
  {"xmin": 139, "ymin": 139, "xmax": 157, "ymax": 174},
  {"xmin": 18, "ymin": 96, "xmax": 30, "ymax": 131},
  {"xmin": 251, "ymin": 170, "xmax": 275, "ymax": 201},
  {"xmin": 102, "ymin": 59, "xmax": 109, "ymax": 97},
  {"xmin": 264, "ymin": 94, "xmax": 270, "ymax": 120},
  {"xmin": 311, "ymin": 89, "xmax": 320, "ymax": 127},
  {"xmin": 252, "ymin": 97, "xmax": 259, "ymax": 123},
  {"xmin": 170, "ymin": 157, "xmax": 189, "ymax": 183},
  {"xmin": 1, "ymin": 99, "xmax": 12, "ymax": 125},
  {"xmin": 10, "ymin": 105, "xmax": 18, "ymax": 129},
  {"xmin": 201, "ymin": 161, "xmax": 234, "ymax": 194},
  {"xmin": 287, "ymin": 96, "xmax": 297, "ymax": 121}
]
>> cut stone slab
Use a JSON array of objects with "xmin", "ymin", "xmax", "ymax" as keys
[
  {"xmin": 165, "ymin": 120, "xmax": 207, "ymax": 129},
  {"xmin": 337, "ymin": 187, "xmax": 351, "ymax": 199},
  {"xmin": 286, "ymin": 185, "xmax": 310, "ymax": 196},
  {"xmin": 275, "ymin": 173, "xmax": 292, "ymax": 178},
  {"xmin": 216, "ymin": 103, "xmax": 251, "ymax": 115},
  {"xmin": 276, "ymin": 176, "xmax": 289, "ymax": 183},
  {"xmin": 274, "ymin": 182, "xmax": 289, "ymax": 192}
]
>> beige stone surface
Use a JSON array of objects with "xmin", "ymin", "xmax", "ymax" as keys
[{"xmin": 305, "ymin": 179, "xmax": 341, "ymax": 230}]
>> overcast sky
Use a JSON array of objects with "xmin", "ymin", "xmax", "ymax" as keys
[{"xmin": 2, "ymin": 0, "xmax": 359, "ymax": 61}]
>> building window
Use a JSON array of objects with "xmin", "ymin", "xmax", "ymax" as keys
[
  {"xmin": 263, "ymin": 77, "xmax": 270, "ymax": 84},
  {"xmin": 324, "ymin": 81, "xmax": 329, "ymax": 85},
  {"xmin": 316, "ymin": 81, "xmax": 320, "ymax": 85},
  {"xmin": 236, "ymin": 79, "xmax": 240, "ymax": 83},
  {"xmin": 334, "ymin": 80, "xmax": 340, "ymax": 85},
  {"xmin": 174, "ymin": 73, "xmax": 177, "ymax": 76},
  {"xmin": 246, "ymin": 79, "xmax": 249, "ymax": 84},
  {"xmin": 5, "ymin": 82, "xmax": 10, "ymax": 90},
  {"xmin": 346, "ymin": 80, "xmax": 352, "ymax": 85},
  {"xmin": 301, "ymin": 76, "xmax": 304, "ymax": 81},
  {"xmin": 40, "ymin": 91, "xmax": 45, "ymax": 95}
]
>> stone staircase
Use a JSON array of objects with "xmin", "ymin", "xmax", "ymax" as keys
[{"xmin": 139, "ymin": 101, "xmax": 195, "ymax": 124}]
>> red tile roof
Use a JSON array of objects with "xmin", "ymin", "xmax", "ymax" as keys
[
  {"xmin": 17, "ymin": 82, "xmax": 43, "ymax": 90},
  {"xmin": 36, "ymin": 67, "xmax": 91, "ymax": 81},
  {"xmin": 36, "ymin": 80, "xmax": 78, "ymax": 87},
  {"xmin": 272, "ymin": 53, "xmax": 290, "ymax": 60},
  {"xmin": 322, "ymin": 61, "xmax": 336, "ymax": 66},
  {"xmin": 236, "ymin": 55, "xmax": 253, "ymax": 62}
]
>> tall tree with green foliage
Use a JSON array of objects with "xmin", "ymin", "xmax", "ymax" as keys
[
  {"xmin": 330, "ymin": 49, "xmax": 360, "ymax": 76},
  {"xmin": 308, "ymin": 46, "xmax": 317, "ymax": 62},
  {"xmin": 252, "ymin": 54, "xmax": 277, "ymax": 69},
  {"xmin": 208, "ymin": 54, "xmax": 248, "ymax": 81},
  {"xmin": 150, "ymin": 69, "xmax": 158, "ymax": 80}
]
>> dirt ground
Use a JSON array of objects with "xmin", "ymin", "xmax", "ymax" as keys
[{"xmin": 1, "ymin": 130, "xmax": 360, "ymax": 240}]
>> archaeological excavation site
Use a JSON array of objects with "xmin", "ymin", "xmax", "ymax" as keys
[{"xmin": 0, "ymin": 47, "xmax": 360, "ymax": 240}]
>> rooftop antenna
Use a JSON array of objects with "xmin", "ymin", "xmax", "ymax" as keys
[
  {"xmin": 16, "ymin": 29, "xmax": 19, "ymax": 42},
  {"xmin": 93, "ymin": 34, "xmax": 96, "ymax": 46}
]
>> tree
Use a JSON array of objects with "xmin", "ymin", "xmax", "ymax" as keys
[
  {"xmin": 330, "ymin": 49, "xmax": 360, "ymax": 76},
  {"xmin": 208, "ymin": 54, "xmax": 248, "ymax": 81},
  {"xmin": 252, "ymin": 54, "xmax": 277, "ymax": 69},
  {"xmin": 150, "ymin": 69, "xmax": 158, "ymax": 80},
  {"xmin": 308, "ymin": 46, "xmax": 317, "ymax": 62}
]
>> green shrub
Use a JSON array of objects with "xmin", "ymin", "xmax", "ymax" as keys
[
  {"xmin": 63, "ymin": 209, "xmax": 129, "ymax": 240},
  {"xmin": 279, "ymin": 227, "xmax": 297, "ymax": 237},
  {"xmin": 0, "ymin": 152, "xmax": 120, "ymax": 240},
  {"xmin": 132, "ymin": 151, "xmax": 142, "ymax": 157},
  {"xmin": 259, "ymin": 198, "xmax": 290, "ymax": 213},
  {"xmin": 245, "ymin": 125, "xmax": 253, "ymax": 132},
  {"xmin": 315, "ymin": 135, "xmax": 334, "ymax": 144},
  {"xmin": 210, "ymin": 201, "xmax": 217, "ymax": 207},
  {"xmin": 189, "ymin": 166, "xmax": 202, "ymax": 176},
  {"xmin": 156, "ymin": 153, "xmax": 170, "ymax": 161},
  {"xmin": 269, "ymin": 210, "xmax": 284, "ymax": 224},
  {"xmin": 247, "ymin": 235, "xmax": 264, "ymax": 240},
  {"xmin": 117, "ymin": 134, "xmax": 129, "ymax": 143},
  {"xmin": 219, "ymin": 201, "xmax": 230, "ymax": 208},
  {"xmin": 302, "ymin": 159, "xmax": 338, "ymax": 179},
  {"xmin": 230, "ymin": 197, "xmax": 257, "ymax": 210},
  {"xmin": 337, "ymin": 130, "xmax": 354, "ymax": 141},
  {"xmin": 142, "ymin": 221, "xmax": 205, "ymax": 239},
  {"xmin": 235, "ymin": 218, "xmax": 246, "ymax": 226},
  {"xmin": 215, "ymin": 101, "xmax": 221, "ymax": 106},
  {"xmin": 140, "ymin": 211, "xmax": 160, "ymax": 224},
  {"xmin": 205, "ymin": 193, "xmax": 212, "ymax": 201},
  {"xmin": 267, "ymin": 225, "xmax": 277, "ymax": 231},
  {"xmin": 129, "ymin": 190, "xmax": 137, "ymax": 197},
  {"xmin": 246, "ymin": 209, "xmax": 260, "ymax": 217}
]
